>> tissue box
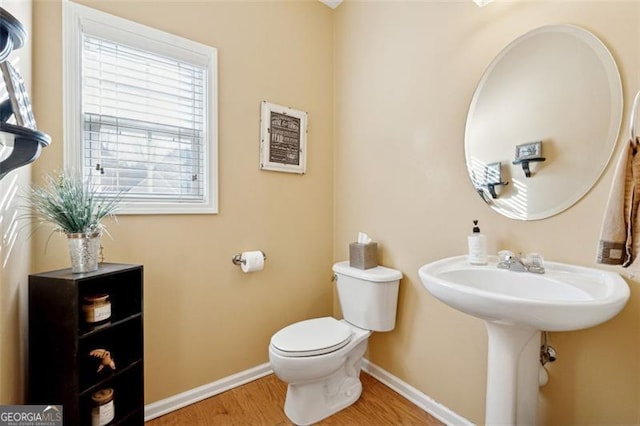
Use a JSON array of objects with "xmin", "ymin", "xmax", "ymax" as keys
[{"xmin": 349, "ymin": 242, "xmax": 378, "ymax": 269}]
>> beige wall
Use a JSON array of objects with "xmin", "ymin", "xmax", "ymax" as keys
[
  {"xmin": 0, "ymin": 0, "xmax": 32, "ymax": 404},
  {"xmin": 334, "ymin": 1, "xmax": 640, "ymax": 424},
  {"xmin": 29, "ymin": 0, "xmax": 334, "ymax": 404},
  {"xmin": 1, "ymin": 0, "xmax": 638, "ymax": 424}
]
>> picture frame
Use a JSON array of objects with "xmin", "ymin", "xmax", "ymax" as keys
[
  {"xmin": 0, "ymin": 60, "xmax": 37, "ymax": 129},
  {"xmin": 485, "ymin": 161, "xmax": 502, "ymax": 184},
  {"xmin": 514, "ymin": 141, "xmax": 542, "ymax": 161},
  {"xmin": 260, "ymin": 101, "xmax": 307, "ymax": 174}
]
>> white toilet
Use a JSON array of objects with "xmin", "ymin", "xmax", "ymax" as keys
[{"xmin": 269, "ymin": 261, "xmax": 402, "ymax": 425}]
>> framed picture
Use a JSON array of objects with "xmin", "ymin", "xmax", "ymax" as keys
[
  {"xmin": 260, "ymin": 101, "xmax": 307, "ymax": 174},
  {"xmin": 514, "ymin": 141, "xmax": 542, "ymax": 161},
  {"xmin": 0, "ymin": 60, "xmax": 37, "ymax": 129},
  {"xmin": 485, "ymin": 161, "xmax": 502, "ymax": 184}
]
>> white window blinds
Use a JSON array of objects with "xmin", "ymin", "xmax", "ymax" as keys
[
  {"xmin": 64, "ymin": 2, "xmax": 218, "ymax": 214},
  {"xmin": 83, "ymin": 35, "xmax": 206, "ymax": 202},
  {"xmin": 82, "ymin": 36, "xmax": 206, "ymax": 201}
]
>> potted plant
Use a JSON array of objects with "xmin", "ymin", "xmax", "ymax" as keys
[{"xmin": 28, "ymin": 172, "xmax": 121, "ymax": 273}]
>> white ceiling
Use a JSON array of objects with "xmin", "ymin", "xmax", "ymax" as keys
[{"xmin": 319, "ymin": 0, "xmax": 343, "ymax": 9}]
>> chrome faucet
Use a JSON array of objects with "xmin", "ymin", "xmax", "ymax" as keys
[
  {"xmin": 497, "ymin": 251, "xmax": 545, "ymax": 274},
  {"xmin": 498, "ymin": 253, "xmax": 528, "ymax": 272}
]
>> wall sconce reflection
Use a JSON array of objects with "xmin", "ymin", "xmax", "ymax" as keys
[
  {"xmin": 482, "ymin": 161, "xmax": 509, "ymax": 200},
  {"xmin": 512, "ymin": 141, "xmax": 546, "ymax": 178}
]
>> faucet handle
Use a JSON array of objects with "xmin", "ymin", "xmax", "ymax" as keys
[
  {"xmin": 525, "ymin": 252, "xmax": 545, "ymax": 273},
  {"xmin": 498, "ymin": 250, "xmax": 514, "ymax": 262},
  {"xmin": 526, "ymin": 253, "xmax": 544, "ymax": 268}
]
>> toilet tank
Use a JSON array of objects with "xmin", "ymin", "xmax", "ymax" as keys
[{"xmin": 332, "ymin": 261, "xmax": 402, "ymax": 332}]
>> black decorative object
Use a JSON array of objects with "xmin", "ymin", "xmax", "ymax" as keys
[
  {"xmin": 0, "ymin": 8, "xmax": 26, "ymax": 62},
  {"xmin": 0, "ymin": 7, "xmax": 51, "ymax": 180},
  {"xmin": 0, "ymin": 123, "xmax": 50, "ymax": 180}
]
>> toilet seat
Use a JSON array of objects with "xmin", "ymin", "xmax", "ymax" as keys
[{"xmin": 270, "ymin": 317, "xmax": 353, "ymax": 357}]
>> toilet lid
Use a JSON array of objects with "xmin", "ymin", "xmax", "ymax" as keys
[{"xmin": 271, "ymin": 317, "xmax": 353, "ymax": 357}]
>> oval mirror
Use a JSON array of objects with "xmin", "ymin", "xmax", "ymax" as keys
[{"xmin": 464, "ymin": 24, "xmax": 623, "ymax": 220}]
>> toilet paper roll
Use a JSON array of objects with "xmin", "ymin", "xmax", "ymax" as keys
[{"xmin": 241, "ymin": 251, "xmax": 264, "ymax": 273}]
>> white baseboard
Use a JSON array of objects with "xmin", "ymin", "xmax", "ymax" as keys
[
  {"xmin": 144, "ymin": 359, "xmax": 473, "ymax": 426},
  {"xmin": 144, "ymin": 363, "xmax": 273, "ymax": 421},
  {"xmin": 361, "ymin": 359, "xmax": 475, "ymax": 426}
]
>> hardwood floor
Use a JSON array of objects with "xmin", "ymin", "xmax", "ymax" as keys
[{"xmin": 146, "ymin": 372, "xmax": 444, "ymax": 425}]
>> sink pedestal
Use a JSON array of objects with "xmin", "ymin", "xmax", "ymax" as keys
[
  {"xmin": 485, "ymin": 322, "xmax": 540, "ymax": 425},
  {"xmin": 419, "ymin": 256, "xmax": 630, "ymax": 426}
]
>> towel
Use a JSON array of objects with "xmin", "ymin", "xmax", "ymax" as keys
[{"xmin": 597, "ymin": 138, "xmax": 640, "ymax": 267}]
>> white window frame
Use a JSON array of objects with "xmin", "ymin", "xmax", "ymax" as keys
[{"xmin": 63, "ymin": 1, "xmax": 218, "ymax": 214}]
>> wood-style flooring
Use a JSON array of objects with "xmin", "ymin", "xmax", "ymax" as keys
[{"xmin": 146, "ymin": 372, "xmax": 444, "ymax": 425}]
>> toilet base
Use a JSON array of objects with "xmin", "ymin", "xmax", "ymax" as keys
[{"xmin": 282, "ymin": 340, "xmax": 367, "ymax": 425}]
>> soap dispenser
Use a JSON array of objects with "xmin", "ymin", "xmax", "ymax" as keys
[{"xmin": 468, "ymin": 220, "xmax": 488, "ymax": 265}]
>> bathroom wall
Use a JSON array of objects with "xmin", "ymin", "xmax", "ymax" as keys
[
  {"xmin": 0, "ymin": 0, "xmax": 32, "ymax": 404},
  {"xmin": 333, "ymin": 1, "xmax": 640, "ymax": 424},
  {"xmin": 29, "ymin": 0, "xmax": 334, "ymax": 404},
  {"xmin": 8, "ymin": 1, "xmax": 640, "ymax": 424}
]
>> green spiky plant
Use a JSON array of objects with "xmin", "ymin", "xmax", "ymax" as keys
[{"xmin": 28, "ymin": 172, "xmax": 121, "ymax": 236}]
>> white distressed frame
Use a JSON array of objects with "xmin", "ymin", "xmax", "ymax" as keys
[
  {"xmin": 260, "ymin": 101, "xmax": 307, "ymax": 174},
  {"xmin": 514, "ymin": 141, "xmax": 543, "ymax": 161}
]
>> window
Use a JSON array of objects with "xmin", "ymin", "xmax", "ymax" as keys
[{"xmin": 63, "ymin": 2, "xmax": 218, "ymax": 214}]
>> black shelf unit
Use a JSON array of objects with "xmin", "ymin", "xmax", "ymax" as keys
[{"xmin": 28, "ymin": 263, "xmax": 144, "ymax": 426}]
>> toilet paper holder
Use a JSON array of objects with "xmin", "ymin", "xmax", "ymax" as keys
[{"xmin": 232, "ymin": 251, "xmax": 267, "ymax": 266}]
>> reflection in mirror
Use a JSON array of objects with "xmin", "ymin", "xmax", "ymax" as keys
[
  {"xmin": 512, "ymin": 141, "xmax": 545, "ymax": 178},
  {"xmin": 481, "ymin": 161, "xmax": 508, "ymax": 200},
  {"xmin": 0, "ymin": 133, "xmax": 13, "ymax": 162},
  {"xmin": 465, "ymin": 25, "xmax": 622, "ymax": 220}
]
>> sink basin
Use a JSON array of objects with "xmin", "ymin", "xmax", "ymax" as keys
[
  {"xmin": 418, "ymin": 255, "xmax": 629, "ymax": 331},
  {"xmin": 419, "ymin": 255, "xmax": 630, "ymax": 425}
]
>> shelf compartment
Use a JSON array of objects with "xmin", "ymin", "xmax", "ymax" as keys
[
  {"xmin": 77, "ymin": 267, "xmax": 143, "ymax": 329},
  {"xmin": 79, "ymin": 362, "xmax": 144, "ymax": 426},
  {"xmin": 79, "ymin": 316, "xmax": 143, "ymax": 393}
]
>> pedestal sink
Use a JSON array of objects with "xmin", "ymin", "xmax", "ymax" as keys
[{"xmin": 418, "ymin": 255, "xmax": 629, "ymax": 425}]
